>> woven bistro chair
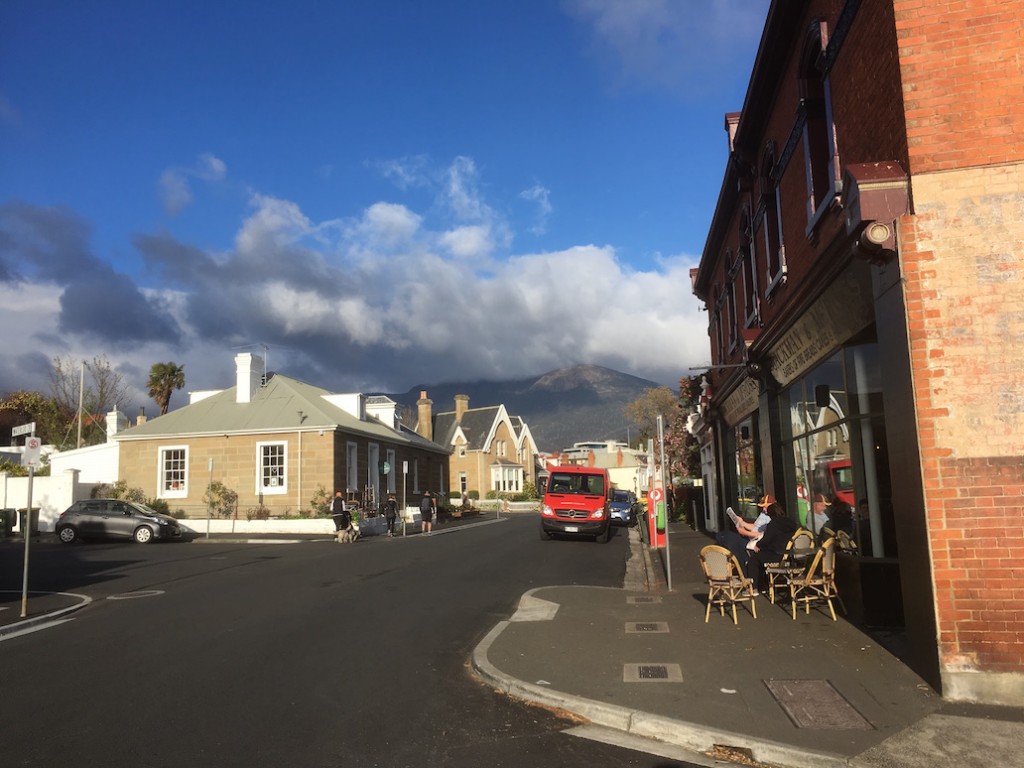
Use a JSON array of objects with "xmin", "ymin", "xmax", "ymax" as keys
[
  {"xmin": 764, "ymin": 528, "xmax": 816, "ymax": 604},
  {"xmin": 699, "ymin": 544, "xmax": 758, "ymax": 624},
  {"xmin": 789, "ymin": 537, "xmax": 846, "ymax": 620},
  {"xmin": 835, "ymin": 529, "xmax": 859, "ymax": 554}
]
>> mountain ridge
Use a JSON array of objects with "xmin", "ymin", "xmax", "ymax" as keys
[{"xmin": 387, "ymin": 364, "xmax": 663, "ymax": 452}]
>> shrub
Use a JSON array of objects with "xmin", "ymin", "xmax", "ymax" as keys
[
  {"xmin": 307, "ymin": 485, "xmax": 331, "ymax": 517},
  {"xmin": 245, "ymin": 506, "xmax": 270, "ymax": 521},
  {"xmin": 467, "ymin": 490, "xmax": 480, "ymax": 500},
  {"xmin": 204, "ymin": 480, "xmax": 238, "ymax": 519},
  {"xmin": 145, "ymin": 497, "xmax": 170, "ymax": 515}
]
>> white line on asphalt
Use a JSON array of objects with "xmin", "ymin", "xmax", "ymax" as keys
[{"xmin": 0, "ymin": 618, "xmax": 76, "ymax": 642}]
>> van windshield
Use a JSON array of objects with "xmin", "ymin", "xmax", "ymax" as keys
[{"xmin": 548, "ymin": 473, "xmax": 604, "ymax": 495}]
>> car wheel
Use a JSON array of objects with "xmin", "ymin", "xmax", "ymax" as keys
[
  {"xmin": 134, "ymin": 526, "xmax": 154, "ymax": 544},
  {"xmin": 57, "ymin": 525, "xmax": 79, "ymax": 545}
]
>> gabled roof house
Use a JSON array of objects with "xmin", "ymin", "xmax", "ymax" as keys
[
  {"xmin": 414, "ymin": 392, "xmax": 538, "ymax": 499},
  {"xmin": 114, "ymin": 353, "xmax": 449, "ymax": 517}
]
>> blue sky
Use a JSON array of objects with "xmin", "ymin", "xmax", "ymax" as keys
[{"xmin": 0, "ymin": 0, "xmax": 769, "ymax": 411}]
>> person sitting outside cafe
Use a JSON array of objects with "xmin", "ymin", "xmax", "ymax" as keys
[
  {"xmin": 715, "ymin": 494, "xmax": 776, "ymax": 567},
  {"xmin": 744, "ymin": 501, "xmax": 799, "ymax": 593}
]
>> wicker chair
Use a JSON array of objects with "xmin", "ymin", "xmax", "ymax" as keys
[
  {"xmin": 835, "ymin": 529, "xmax": 859, "ymax": 554},
  {"xmin": 764, "ymin": 528, "xmax": 815, "ymax": 604},
  {"xmin": 699, "ymin": 544, "xmax": 758, "ymax": 624},
  {"xmin": 789, "ymin": 537, "xmax": 845, "ymax": 620}
]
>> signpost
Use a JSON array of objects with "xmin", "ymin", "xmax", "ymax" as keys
[{"xmin": 19, "ymin": 426, "xmax": 40, "ymax": 618}]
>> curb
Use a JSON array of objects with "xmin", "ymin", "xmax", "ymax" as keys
[
  {"xmin": 0, "ymin": 590, "xmax": 93, "ymax": 639},
  {"xmin": 469, "ymin": 586, "xmax": 853, "ymax": 768}
]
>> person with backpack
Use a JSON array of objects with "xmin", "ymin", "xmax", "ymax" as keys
[
  {"xmin": 419, "ymin": 491, "xmax": 434, "ymax": 536},
  {"xmin": 384, "ymin": 493, "xmax": 399, "ymax": 537}
]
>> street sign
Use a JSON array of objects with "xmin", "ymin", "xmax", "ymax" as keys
[
  {"xmin": 12, "ymin": 422, "xmax": 35, "ymax": 437},
  {"xmin": 650, "ymin": 487, "xmax": 663, "ymax": 503},
  {"xmin": 23, "ymin": 436, "xmax": 42, "ymax": 468}
]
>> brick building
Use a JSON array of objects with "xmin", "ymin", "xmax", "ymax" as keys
[
  {"xmin": 116, "ymin": 354, "xmax": 449, "ymax": 517},
  {"xmin": 691, "ymin": 0, "xmax": 1023, "ymax": 704}
]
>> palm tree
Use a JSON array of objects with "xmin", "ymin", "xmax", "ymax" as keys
[{"xmin": 147, "ymin": 362, "xmax": 185, "ymax": 416}]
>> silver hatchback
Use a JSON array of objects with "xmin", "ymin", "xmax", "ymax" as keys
[{"xmin": 55, "ymin": 499, "xmax": 182, "ymax": 544}]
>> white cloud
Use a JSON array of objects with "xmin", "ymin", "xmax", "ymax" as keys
[
  {"xmin": 158, "ymin": 153, "xmax": 228, "ymax": 215},
  {"xmin": 235, "ymin": 194, "xmax": 313, "ymax": 253},
  {"xmin": 440, "ymin": 225, "xmax": 492, "ymax": 259},
  {"xmin": 562, "ymin": 0, "xmax": 768, "ymax": 96},
  {"xmin": 519, "ymin": 185, "xmax": 553, "ymax": 235}
]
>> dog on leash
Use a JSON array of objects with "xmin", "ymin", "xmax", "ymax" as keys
[{"xmin": 336, "ymin": 524, "xmax": 360, "ymax": 544}]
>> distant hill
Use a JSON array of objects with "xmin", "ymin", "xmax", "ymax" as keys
[{"xmin": 387, "ymin": 364, "xmax": 664, "ymax": 452}]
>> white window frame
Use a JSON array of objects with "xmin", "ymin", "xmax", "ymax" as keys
[
  {"xmin": 386, "ymin": 449, "xmax": 397, "ymax": 493},
  {"xmin": 346, "ymin": 442, "xmax": 358, "ymax": 492},
  {"xmin": 256, "ymin": 441, "xmax": 287, "ymax": 495},
  {"xmin": 367, "ymin": 443, "xmax": 380, "ymax": 506},
  {"xmin": 158, "ymin": 445, "xmax": 189, "ymax": 498}
]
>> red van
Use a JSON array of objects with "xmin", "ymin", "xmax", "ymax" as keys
[{"xmin": 540, "ymin": 466, "xmax": 612, "ymax": 542}]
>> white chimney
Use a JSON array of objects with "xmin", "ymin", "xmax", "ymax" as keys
[
  {"xmin": 106, "ymin": 409, "xmax": 128, "ymax": 441},
  {"xmin": 235, "ymin": 353, "xmax": 264, "ymax": 404}
]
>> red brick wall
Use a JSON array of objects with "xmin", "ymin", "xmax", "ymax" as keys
[{"xmin": 895, "ymin": 0, "xmax": 1024, "ymax": 172}]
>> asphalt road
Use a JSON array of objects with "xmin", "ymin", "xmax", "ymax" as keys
[{"xmin": 1, "ymin": 517, "xmax": 704, "ymax": 767}]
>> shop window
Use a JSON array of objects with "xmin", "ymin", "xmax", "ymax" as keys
[
  {"xmin": 735, "ymin": 417, "xmax": 761, "ymax": 518},
  {"xmin": 159, "ymin": 446, "xmax": 188, "ymax": 497},
  {"xmin": 800, "ymin": 19, "xmax": 840, "ymax": 232},
  {"xmin": 759, "ymin": 143, "xmax": 786, "ymax": 292},
  {"xmin": 257, "ymin": 441, "xmax": 287, "ymax": 494}
]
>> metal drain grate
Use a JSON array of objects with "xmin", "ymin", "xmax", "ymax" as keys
[
  {"xmin": 625, "ymin": 621, "xmax": 669, "ymax": 634},
  {"xmin": 627, "ymin": 596, "xmax": 662, "ymax": 604},
  {"xmin": 623, "ymin": 663, "xmax": 683, "ymax": 683},
  {"xmin": 764, "ymin": 680, "xmax": 873, "ymax": 729}
]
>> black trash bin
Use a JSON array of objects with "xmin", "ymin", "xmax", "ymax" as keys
[
  {"xmin": 17, "ymin": 508, "xmax": 39, "ymax": 536},
  {"xmin": 0, "ymin": 509, "xmax": 14, "ymax": 539}
]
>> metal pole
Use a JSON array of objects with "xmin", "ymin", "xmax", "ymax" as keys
[
  {"xmin": 658, "ymin": 415, "xmax": 672, "ymax": 592},
  {"xmin": 401, "ymin": 462, "xmax": 407, "ymax": 537},
  {"xmin": 20, "ymin": 464, "xmax": 34, "ymax": 618},
  {"xmin": 206, "ymin": 458, "xmax": 213, "ymax": 539},
  {"xmin": 77, "ymin": 360, "xmax": 85, "ymax": 448}
]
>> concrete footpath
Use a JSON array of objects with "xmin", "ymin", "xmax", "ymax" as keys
[{"xmin": 471, "ymin": 522, "xmax": 1024, "ymax": 768}]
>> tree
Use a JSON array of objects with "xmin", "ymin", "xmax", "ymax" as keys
[
  {"xmin": 623, "ymin": 386, "xmax": 679, "ymax": 445},
  {"xmin": 204, "ymin": 480, "xmax": 239, "ymax": 519},
  {"xmin": 49, "ymin": 355, "xmax": 129, "ymax": 448},
  {"xmin": 0, "ymin": 389, "xmax": 67, "ymax": 446},
  {"xmin": 147, "ymin": 362, "xmax": 186, "ymax": 415}
]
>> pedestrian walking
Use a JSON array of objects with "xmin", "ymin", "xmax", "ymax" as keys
[
  {"xmin": 384, "ymin": 493, "xmax": 399, "ymax": 537},
  {"xmin": 420, "ymin": 491, "xmax": 434, "ymax": 535},
  {"xmin": 330, "ymin": 490, "xmax": 351, "ymax": 532}
]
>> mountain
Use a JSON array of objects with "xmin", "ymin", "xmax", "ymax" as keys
[{"xmin": 388, "ymin": 365, "xmax": 664, "ymax": 452}]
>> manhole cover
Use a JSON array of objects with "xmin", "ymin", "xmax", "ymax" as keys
[
  {"xmin": 764, "ymin": 679, "xmax": 873, "ymax": 729},
  {"xmin": 623, "ymin": 663, "xmax": 683, "ymax": 683},
  {"xmin": 625, "ymin": 621, "xmax": 669, "ymax": 633},
  {"xmin": 627, "ymin": 596, "xmax": 662, "ymax": 604}
]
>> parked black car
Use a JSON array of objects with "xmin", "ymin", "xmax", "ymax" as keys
[{"xmin": 55, "ymin": 499, "xmax": 182, "ymax": 544}]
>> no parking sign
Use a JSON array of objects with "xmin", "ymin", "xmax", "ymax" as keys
[{"xmin": 22, "ymin": 436, "xmax": 42, "ymax": 469}]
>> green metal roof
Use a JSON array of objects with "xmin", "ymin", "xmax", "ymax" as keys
[{"xmin": 114, "ymin": 373, "xmax": 447, "ymax": 454}]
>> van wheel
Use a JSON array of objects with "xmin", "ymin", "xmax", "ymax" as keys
[
  {"xmin": 595, "ymin": 527, "xmax": 610, "ymax": 543},
  {"xmin": 540, "ymin": 527, "xmax": 554, "ymax": 541}
]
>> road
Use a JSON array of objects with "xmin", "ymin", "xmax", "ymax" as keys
[{"xmin": 1, "ymin": 516, "xmax": 704, "ymax": 767}]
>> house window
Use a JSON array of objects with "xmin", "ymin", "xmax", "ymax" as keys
[
  {"xmin": 257, "ymin": 441, "xmax": 287, "ymax": 494},
  {"xmin": 367, "ymin": 443, "xmax": 380, "ymax": 505},
  {"xmin": 386, "ymin": 449, "xmax": 397, "ymax": 493},
  {"xmin": 726, "ymin": 255, "xmax": 739, "ymax": 353},
  {"xmin": 496, "ymin": 440, "xmax": 507, "ymax": 457},
  {"xmin": 458, "ymin": 444, "xmax": 467, "ymax": 458},
  {"xmin": 760, "ymin": 143, "xmax": 786, "ymax": 292},
  {"xmin": 491, "ymin": 466, "xmax": 523, "ymax": 493},
  {"xmin": 412, "ymin": 458, "xmax": 420, "ymax": 494},
  {"xmin": 346, "ymin": 442, "xmax": 358, "ymax": 492},
  {"xmin": 159, "ymin": 446, "xmax": 188, "ymax": 497},
  {"xmin": 801, "ymin": 19, "xmax": 840, "ymax": 231},
  {"xmin": 740, "ymin": 211, "xmax": 758, "ymax": 327},
  {"xmin": 459, "ymin": 472, "xmax": 468, "ymax": 494}
]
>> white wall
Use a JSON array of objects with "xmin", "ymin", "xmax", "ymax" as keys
[
  {"xmin": 1, "ymin": 469, "xmax": 95, "ymax": 532},
  {"xmin": 48, "ymin": 442, "xmax": 120, "ymax": 484}
]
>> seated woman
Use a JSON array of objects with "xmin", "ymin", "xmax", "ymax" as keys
[
  {"xmin": 715, "ymin": 494, "xmax": 776, "ymax": 567},
  {"xmin": 744, "ymin": 501, "xmax": 799, "ymax": 593}
]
